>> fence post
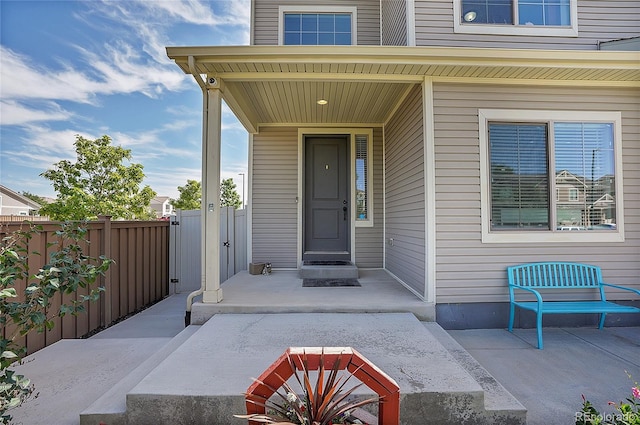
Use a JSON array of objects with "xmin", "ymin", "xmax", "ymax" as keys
[{"xmin": 98, "ymin": 215, "xmax": 112, "ymax": 327}]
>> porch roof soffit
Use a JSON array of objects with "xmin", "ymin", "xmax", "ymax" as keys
[{"xmin": 166, "ymin": 45, "xmax": 640, "ymax": 132}]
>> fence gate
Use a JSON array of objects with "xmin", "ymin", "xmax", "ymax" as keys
[{"xmin": 169, "ymin": 208, "xmax": 247, "ymax": 294}]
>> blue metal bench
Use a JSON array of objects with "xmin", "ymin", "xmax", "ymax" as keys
[{"xmin": 507, "ymin": 262, "xmax": 640, "ymax": 349}]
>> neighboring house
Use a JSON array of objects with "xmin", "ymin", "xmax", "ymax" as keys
[
  {"xmin": 166, "ymin": 0, "xmax": 640, "ymax": 326},
  {"xmin": 151, "ymin": 196, "xmax": 175, "ymax": 218},
  {"xmin": 554, "ymin": 170, "xmax": 616, "ymax": 228},
  {"xmin": 0, "ymin": 185, "xmax": 41, "ymax": 216}
]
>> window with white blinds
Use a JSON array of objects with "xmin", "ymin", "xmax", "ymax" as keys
[
  {"xmin": 484, "ymin": 112, "xmax": 620, "ymax": 239},
  {"xmin": 355, "ymin": 134, "xmax": 369, "ymax": 223},
  {"xmin": 554, "ymin": 122, "xmax": 615, "ymax": 230},
  {"xmin": 489, "ymin": 123, "xmax": 549, "ymax": 230}
]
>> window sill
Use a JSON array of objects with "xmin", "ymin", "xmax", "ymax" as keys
[
  {"xmin": 356, "ymin": 220, "xmax": 374, "ymax": 228},
  {"xmin": 481, "ymin": 230, "xmax": 624, "ymax": 244},
  {"xmin": 454, "ymin": 23, "xmax": 578, "ymax": 37}
]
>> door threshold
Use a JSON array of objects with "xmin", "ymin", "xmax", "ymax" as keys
[{"xmin": 303, "ymin": 260, "xmax": 352, "ymax": 266}]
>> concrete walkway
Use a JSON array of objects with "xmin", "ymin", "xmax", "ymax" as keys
[
  {"xmin": 449, "ymin": 326, "xmax": 640, "ymax": 425},
  {"xmin": 8, "ymin": 290, "xmax": 640, "ymax": 425},
  {"xmin": 10, "ymin": 292, "xmax": 191, "ymax": 425}
]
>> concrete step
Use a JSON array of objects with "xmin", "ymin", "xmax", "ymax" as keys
[
  {"xmin": 298, "ymin": 261, "xmax": 359, "ymax": 279},
  {"xmin": 103, "ymin": 313, "xmax": 525, "ymax": 425},
  {"xmin": 79, "ymin": 325, "xmax": 200, "ymax": 425},
  {"xmin": 424, "ymin": 323, "xmax": 527, "ymax": 420}
]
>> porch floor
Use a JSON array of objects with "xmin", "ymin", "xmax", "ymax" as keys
[{"xmin": 190, "ymin": 269, "xmax": 435, "ymax": 323}]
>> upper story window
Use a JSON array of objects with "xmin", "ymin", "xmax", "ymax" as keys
[
  {"xmin": 454, "ymin": 0, "xmax": 578, "ymax": 37},
  {"xmin": 279, "ymin": 6, "xmax": 357, "ymax": 45},
  {"xmin": 284, "ymin": 13, "xmax": 352, "ymax": 45}
]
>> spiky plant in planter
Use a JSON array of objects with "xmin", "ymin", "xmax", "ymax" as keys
[{"xmin": 235, "ymin": 349, "xmax": 379, "ymax": 425}]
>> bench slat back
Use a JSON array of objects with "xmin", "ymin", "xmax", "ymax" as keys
[{"xmin": 508, "ymin": 262, "xmax": 602, "ymax": 289}]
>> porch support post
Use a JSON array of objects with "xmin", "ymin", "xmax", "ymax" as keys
[
  {"xmin": 201, "ymin": 84, "xmax": 223, "ymax": 303},
  {"xmin": 422, "ymin": 77, "xmax": 436, "ymax": 304}
]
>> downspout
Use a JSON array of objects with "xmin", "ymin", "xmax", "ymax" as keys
[{"xmin": 185, "ymin": 55, "xmax": 207, "ymax": 326}]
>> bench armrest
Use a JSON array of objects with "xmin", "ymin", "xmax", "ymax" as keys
[
  {"xmin": 509, "ymin": 285, "xmax": 543, "ymax": 304},
  {"xmin": 601, "ymin": 283, "xmax": 640, "ymax": 297}
]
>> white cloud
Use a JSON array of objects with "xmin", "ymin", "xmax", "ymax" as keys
[
  {"xmin": 166, "ymin": 104, "xmax": 196, "ymax": 116},
  {"xmin": 0, "ymin": 47, "xmax": 98, "ymax": 104},
  {"xmin": 144, "ymin": 167, "xmax": 202, "ymax": 198},
  {"xmin": 161, "ymin": 119, "xmax": 199, "ymax": 132},
  {"xmin": 0, "ymin": 127, "xmax": 85, "ymax": 177},
  {"xmin": 86, "ymin": 0, "xmax": 251, "ymax": 63},
  {"xmin": 0, "ymin": 0, "xmax": 250, "ymax": 127},
  {"xmin": 21, "ymin": 127, "xmax": 91, "ymax": 155},
  {"xmin": 0, "ymin": 100, "xmax": 73, "ymax": 126},
  {"xmin": 141, "ymin": 1, "xmax": 236, "ymax": 26},
  {"xmin": 0, "ymin": 42, "xmax": 188, "ymax": 127}
]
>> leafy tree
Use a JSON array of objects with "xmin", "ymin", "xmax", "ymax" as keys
[
  {"xmin": 170, "ymin": 180, "xmax": 201, "ymax": 211},
  {"xmin": 0, "ymin": 222, "xmax": 111, "ymax": 423},
  {"xmin": 220, "ymin": 178, "xmax": 241, "ymax": 209},
  {"xmin": 39, "ymin": 135, "xmax": 156, "ymax": 221}
]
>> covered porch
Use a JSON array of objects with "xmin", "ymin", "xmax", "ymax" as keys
[
  {"xmin": 190, "ymin": 269, "xmax": 435, "ymax": 324},
  {"xmin": 165, "ymin": 45, "xmax": 640, "ymax": 316}
]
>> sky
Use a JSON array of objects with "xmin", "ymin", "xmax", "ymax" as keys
[{"xmin": 0, "ymin": 0, "xmax": 251, "ymax": 201}]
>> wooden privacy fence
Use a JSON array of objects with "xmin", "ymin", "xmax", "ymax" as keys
[{"xmin": 0, "ymin": 217, "xmax": 169, "ymax": 355}]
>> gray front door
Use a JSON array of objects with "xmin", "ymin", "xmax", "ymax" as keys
[{"xmin": 304, "ymin": 136, "xmax": 350, "ymax": 262}]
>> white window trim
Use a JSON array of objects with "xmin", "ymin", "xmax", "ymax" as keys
[
  {"xmin": 278, "ymin": 5, "xmax": 358, "ymax": 46},
  {"xmin": 406, "ymin": 0, "xmax": 417, "ymax": 46},
  {"xmin": 479, "ymin": 109, "xmax": 624, "ymax": 244},
  {"xmin": 453, "ymin": 0, "xmax": 578, "ymax": 37}
]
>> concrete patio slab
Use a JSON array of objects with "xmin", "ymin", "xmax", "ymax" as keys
[{"xmin": 449, "ymin": 326, "xmax": 640, "ymax": 425}]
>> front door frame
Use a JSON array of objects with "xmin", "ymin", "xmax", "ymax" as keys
[
  {"xmin": 303, "ymin": 135, "xmax": 351, "ymax": 262},
  {"xmin": 297, "ymin": 128, "xmax": 372, "ymax": 266}
]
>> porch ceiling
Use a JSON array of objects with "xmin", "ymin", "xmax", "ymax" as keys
[
  {"xmin": 166, "ymin": 45, "xmax": 640, "ymax": 133},
  {"xmin": 222, "ymin": 79, "xmax": 411, "ymax": 125}
]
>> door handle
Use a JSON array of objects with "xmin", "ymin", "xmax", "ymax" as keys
[{"xmin": 343, "ymin": 206, "xmax": 348, "ymax": 221}]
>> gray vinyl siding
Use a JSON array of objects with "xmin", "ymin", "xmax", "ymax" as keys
[
  {"xmin": 414, "ymin": 0, "xmax": 640, "ymax": 50},
  {"xmin": 381, "ymin": 0, "xmax": 407, "ymax": 46},
  {"xmin": 252, "ymin": 127, "xmax": 299, "ymax": 268},
  {"xmin": 432, "ymin": 83, "xmax": 640, "ymax": 304},
  {"xmin": 252, "ymin": 0, "xmax": 381, "ymax": 45},
  {"xmin": 384, "ymin": 84, "xmax": 426, "ymax": 296},
  {"xmin": 355, "ymin": 127, "xmax": 384, "ymax": 268}
]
